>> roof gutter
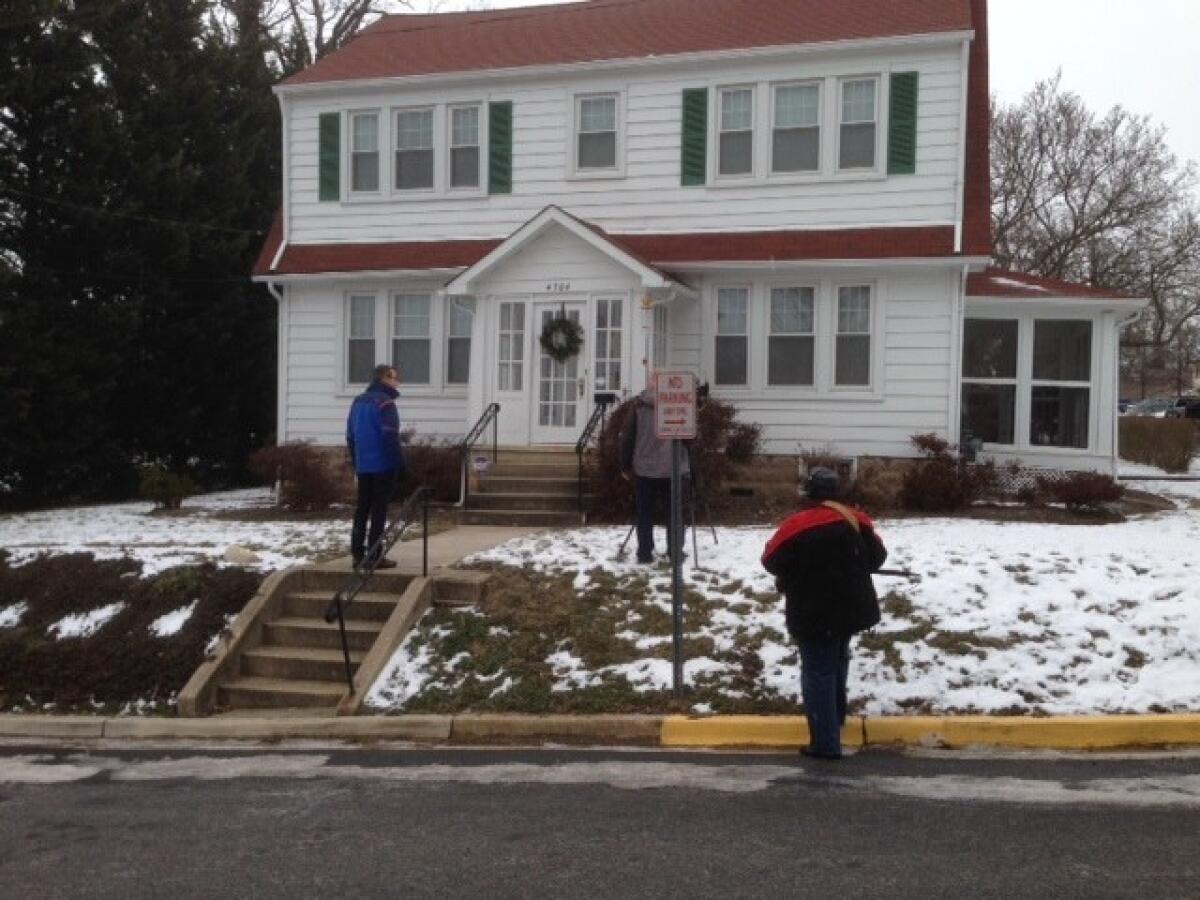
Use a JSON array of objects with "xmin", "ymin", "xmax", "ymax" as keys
[{"xmin": 274, "ymin": 30, "xmax": 975, "ymax": 96}]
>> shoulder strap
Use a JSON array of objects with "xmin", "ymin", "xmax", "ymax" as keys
[{"xmin": 821, "ymin": 500, "xmax": 860, "ymax": 533}]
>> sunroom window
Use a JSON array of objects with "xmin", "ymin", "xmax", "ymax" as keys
[
  {"xmin": 960, "ymin": 319, "xmax": 1018, "ymax": 445},
  {"xmin": 1031, "ymin": 320, "xmax": 1092, "ymax": 448}
]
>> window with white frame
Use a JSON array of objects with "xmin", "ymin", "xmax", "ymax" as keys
[
  {"xmin": 347, "ymin": 294, "xmax": 377, "ymax": 384},
  {"xmin": 576, "ymin": 94, "xmax": 618, "ymax": 171},
  {"xmin": 715, "ymin": 288, "xmax": 749, "ymax": 385},
  {"xmin": 446, "ymin": 297, "xmax": 475, "ymax": 385},
  {"xmin": 594, "ymin": 296, "xmax": 623, "ymax": 391},
  {"xmin": 1031, "ymin": 320, "xmax": 1092, "ymax": 448},
  {"xmin": 449, "ymin": 105, "xmax": 481, "ymax": 189},
  {"xmin": 718, "ymin": 87, "xmax": 754, "ymax": 176},
  {"xmin": 960, "ymin": 319, "xmax": 1018, "ymax": 445},
  {"xmin": 772, "ymin": 83, "xmax": 820, "ymax": 174},
  {"xmin": 768, "ymin": 287, "xmax": 815, "ymax": 386},
  {"xmin": 350, "ymin": 112, "xmax": 380, "ymax": 193},
  {"xmin": 652, "ymin": 304, "xmax": 669, "ymax": 370},
  {"xmin": 395, "ymin": 108, "xmax": 434, "ymax": 190},
  {"xmin": 392, "ymin": 293, "xmax": 431, "ymax": 384},
  {"xmin": 835, "ymin": 285, "xmax": 872, "ymax": 386},
  {"xmin": 497, "ymin": 301, "xmax": 525, "ymax": 391},
  {"xmin": 838, "ymin": 78, "xmax": 877, "ymax": 170}
]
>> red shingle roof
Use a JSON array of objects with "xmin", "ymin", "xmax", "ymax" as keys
[
  {"xmin": 283, "ymin": 0, "xmax": 973, "ymax": 86},
  {"xmin": 967, "ymin": 268, "xmax": 1138, "ymax": 301},
  {"xmin": 254, "ymin": 225, "xmax": 958, "ymax": 277}
]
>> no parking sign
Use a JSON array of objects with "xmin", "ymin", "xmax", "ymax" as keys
[{"xmin": 654, "ymin": 371, "xmax": 697, "ymax": 440}]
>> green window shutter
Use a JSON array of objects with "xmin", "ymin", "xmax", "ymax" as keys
[
  {"xmin": 318, "ymin": 112, "xmax": 341, "ymax": 201},
  {"xmin": 488, "ymin": 101, "xmax": 513, "ymax": 195},
  {"xmin": 887, "ymin": 71, "xmax": 919, "ymax": 175},
  {"xmin": 680, "ymin": 88, "xmax": 708, "ymax": 187}
]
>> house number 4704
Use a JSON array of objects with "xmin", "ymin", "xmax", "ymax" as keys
[{"xmin": 544, "ymin": 281, "xmax": 571, "ymax": 293}]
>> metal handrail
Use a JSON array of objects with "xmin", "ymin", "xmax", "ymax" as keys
[
  {"xmin": 458, "ymin": 402, "xmax": 500, "ymax": 508},
  {"xmin": 574, "ymin": 393, "xmax": 616, "ymax": 516},
  {"xmin": 324, "ymin": 485, "xmax": 433, "ymax": 693}
]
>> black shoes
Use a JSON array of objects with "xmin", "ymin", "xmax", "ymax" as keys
[{"xmin": 801, "ymin": 748, "xmax": 840, "ymax": 763}]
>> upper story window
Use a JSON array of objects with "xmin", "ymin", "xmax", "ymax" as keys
[
  {"xmin": 838, "ymin": 78, "xmax": 878, "ymax": 170},
  {"xmin": 395, "ymin": 108, "xmax": 434, "ymax": 191},
  {"xmin": 449, "ymin": 105, "xmax": 481, "ymax": 190},
  {"xmin": 718, "ymin": 87, "xmax": 754, "ymax": 177},
  {"xmin": 350, "ymin": 112, "xmax": 380, "ymax": 193},
  {"xmin": 576, "ymin": 94, "xmax": 618, "ymax": 171},
  {"xmin": 772, "ymin": 83, "xmax": 820, "ymax": 174}
]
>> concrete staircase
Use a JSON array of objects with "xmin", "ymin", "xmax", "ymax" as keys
[
  {"xmin": 179, "ymin": 565, "xmax": 489, "ymax": 717},
  {"xmin": 460, "ymin": 447, "xmax": 590, "ymax": 527}
]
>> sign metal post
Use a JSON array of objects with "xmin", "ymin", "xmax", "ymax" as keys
[{"xmin": 654, "ymin": 371, "xmax": 697, "ymax": 698}]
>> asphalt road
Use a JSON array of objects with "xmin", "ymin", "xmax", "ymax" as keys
[{"xmin": 1, "ymin": 742, "xmax": 1198, "ymax": 899}]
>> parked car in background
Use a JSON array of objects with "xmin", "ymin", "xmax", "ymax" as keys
[
  {"xmin": 1118, "ymin": 398, "xmax": 1132, "ymax": 414},
  {"xmin": 1164, "ymin": 396, "xmax": 1200, "ymax": 418},
  {"xmin": 1126, "ymin": 398, "xmax": 1175, "ymax": 417}
]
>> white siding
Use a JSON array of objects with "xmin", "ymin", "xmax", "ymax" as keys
[
  {"xmin": 285, "ymin": 42, "xmax": 964, "ymax": 244},
  {"xmin": 282, "ymin": 282, "xmax": 471, "ymax": 445},
  {"xmin": 695, "ymin": 268, "xmax": 958, "ymax": 457}
]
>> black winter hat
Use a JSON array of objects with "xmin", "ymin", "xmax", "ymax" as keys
[{"xmin": 805, "ymin": 466, "xmax": 840, "ymax": 500}]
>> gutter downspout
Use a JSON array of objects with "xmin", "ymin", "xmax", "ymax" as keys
[
  {"xmin": 953, "ymin": 37, "xmax": 971, "ymax": 254},
  {"xmin": 1113, "ymin": 306, "xmax": 1144, "ymax": 476},
  {"xmin": 950, "ymin": 264, "xmax": 970, "ymax": 443},
  {"xmin": 267, "ymin": 282, "xmax": 288, "ymax": 502}
]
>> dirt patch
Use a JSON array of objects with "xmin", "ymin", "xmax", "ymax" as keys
[{"xmin": 0, "ymin": 552, "xmax": 261, "ymax": 712}]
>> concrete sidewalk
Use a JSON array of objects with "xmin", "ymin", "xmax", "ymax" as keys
[{"xmin": 319, "ymin": 524, "xmax": 536, "ymax": 573}]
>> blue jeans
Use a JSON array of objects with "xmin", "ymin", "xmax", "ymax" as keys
[
  {"xmin": 798, "ymin": 637, "xmax": 852, "ymax": 755},
  {"xmin": 634, "ymin": 476, "xmax": 671, "ymax": 561}
]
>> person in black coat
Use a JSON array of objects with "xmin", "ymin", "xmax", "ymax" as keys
[{"xmin": 761, "ymin": 467, "xmax": 887, "ymax": 759}]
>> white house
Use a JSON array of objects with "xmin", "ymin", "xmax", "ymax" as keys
[{"xmin": 253, "ymin": 0, "xmax": 1145, "ymax": 472}]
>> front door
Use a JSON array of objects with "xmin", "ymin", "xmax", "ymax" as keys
[{"xmin": 531, "ymin": 301, "xmax": 587, "ymax": 444}]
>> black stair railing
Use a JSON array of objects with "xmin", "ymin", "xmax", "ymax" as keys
[
  {"xmin": 324, "ymin": 485, "xmax": 433, "ymax": 693},
  {"xmin": 575, "ymin": 392, "xmax": 617, "ymax": 517},
  {"xmin": 459, "ymin": 402, "xmax": 500, "ymax": 508}
]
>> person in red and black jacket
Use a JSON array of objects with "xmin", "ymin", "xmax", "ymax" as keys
[{"xmin": 762, "ymin": 467, "xmax": 887, "ymax": 760}]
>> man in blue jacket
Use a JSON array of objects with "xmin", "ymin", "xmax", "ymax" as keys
[{"xmin": 346, "ymin": 364, "xmax": 406, "ymax": 568}]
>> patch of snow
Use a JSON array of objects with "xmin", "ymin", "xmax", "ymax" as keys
[
  {"xmin": 991, "ymin": 276, "xmax": 1048, "ymax": 292},
  {"xmin": 0, "ymin": 489, "xmax": 346, "ymax": 574},
  {"xmin": 364, "ymin": 628, "xmax": 438, "ymax": 708},
  {"xmin": 149, "ymin": 600, "xmax": 199, "ymax": 638},
  {"xmin": 456, "ymin": 505, "xmax": 1200, "ymax": 715},
  {"xmin": 48, "ymin": 602, "xmax": 124, "ymax": 639},
  {"xmin": 0, "ymin": 602, "xmax": 28, "ymax": 628}
]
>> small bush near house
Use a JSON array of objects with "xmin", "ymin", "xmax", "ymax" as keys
[
  {"xmin": 1036, "ymin": 471, "xmax": 1124, "ymax": 512},
  {"xmin": 587, "ymin": 396, "xmax": 756, "ymax": 520},
  {"xmin": 724, "ymin": 422, "xmax": 763, "ymax": 463},
  {"xmin": 1119, "ymin": 417, "xmax": 1198, "ymax": 473},
  {"xmin": 900, "ymin": 433, "xmax": 997, "ymax": 512},
  {"xmin": 139, "ymin": 466, "xmax": 198, "ymax": 510},
  {"xmin": 0, "ymin": 553, "xmax": 261, "ymax": 711},
  {"xmin": 402, "ymin": 435, "xmax": 461, "ymax": 503},
  {"xmin": 851, "ymin": 458, "xmax": 908, "ymax": 511},
  {"xmin": 247, "ymin": 442, "xmax": 344, "ymax": 510}
]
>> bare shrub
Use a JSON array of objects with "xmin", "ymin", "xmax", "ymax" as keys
[
  {"xmin": 900, "ymin": 433, "xmax": 997, "ymax": 512},
  {"xmin": 1119, "ymin": 417, "xmax": 1198, "ymax": 473},
  {"xmin": 247, "ymin": 442, "xmax": 343, "ymax": 510},
  {"xmin": 1037, "ymin": 471, "xmax": 1125, "ymax": 512},
  {"xmin": 402, "ymin": 433, "xmax": 461, "ymax": 503},
  {"xmin": 851, "ymin": 459, "xmax": 907, "ymax": 511}
]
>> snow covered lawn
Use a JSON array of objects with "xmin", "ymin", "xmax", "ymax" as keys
[
  {"xmin": 368, "ymin": 503, "xmax": 1200, "ymax": 716},
  {"xmin": 0, "ymin": 489, "xmax": 348, "ymax": 574}
]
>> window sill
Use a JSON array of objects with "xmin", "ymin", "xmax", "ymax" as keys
[{"xmin": 566, "ymin": 169, "xmax": 626, "ymax": 181}]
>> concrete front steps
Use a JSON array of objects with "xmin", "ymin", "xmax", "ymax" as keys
[
  {"xmin": 179, "ymin": 565, "xmax": 489, "ymax": 717},
  {"xmin": 461, "ymin": 447, "xmax": 592, "ymax": 526}
]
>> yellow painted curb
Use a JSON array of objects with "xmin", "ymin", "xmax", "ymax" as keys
[
  {"xmin": 865, "ymin": 714, "xmax": 1200, "ymax": 750},
  {"xmin": 661, "ymin": 715, "xmax": 863, "ymax": 748}
]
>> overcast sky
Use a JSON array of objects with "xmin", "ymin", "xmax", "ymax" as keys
[{"xmin": 427, "ymin": 0, "xmax": 1200, "ymax": 174}]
